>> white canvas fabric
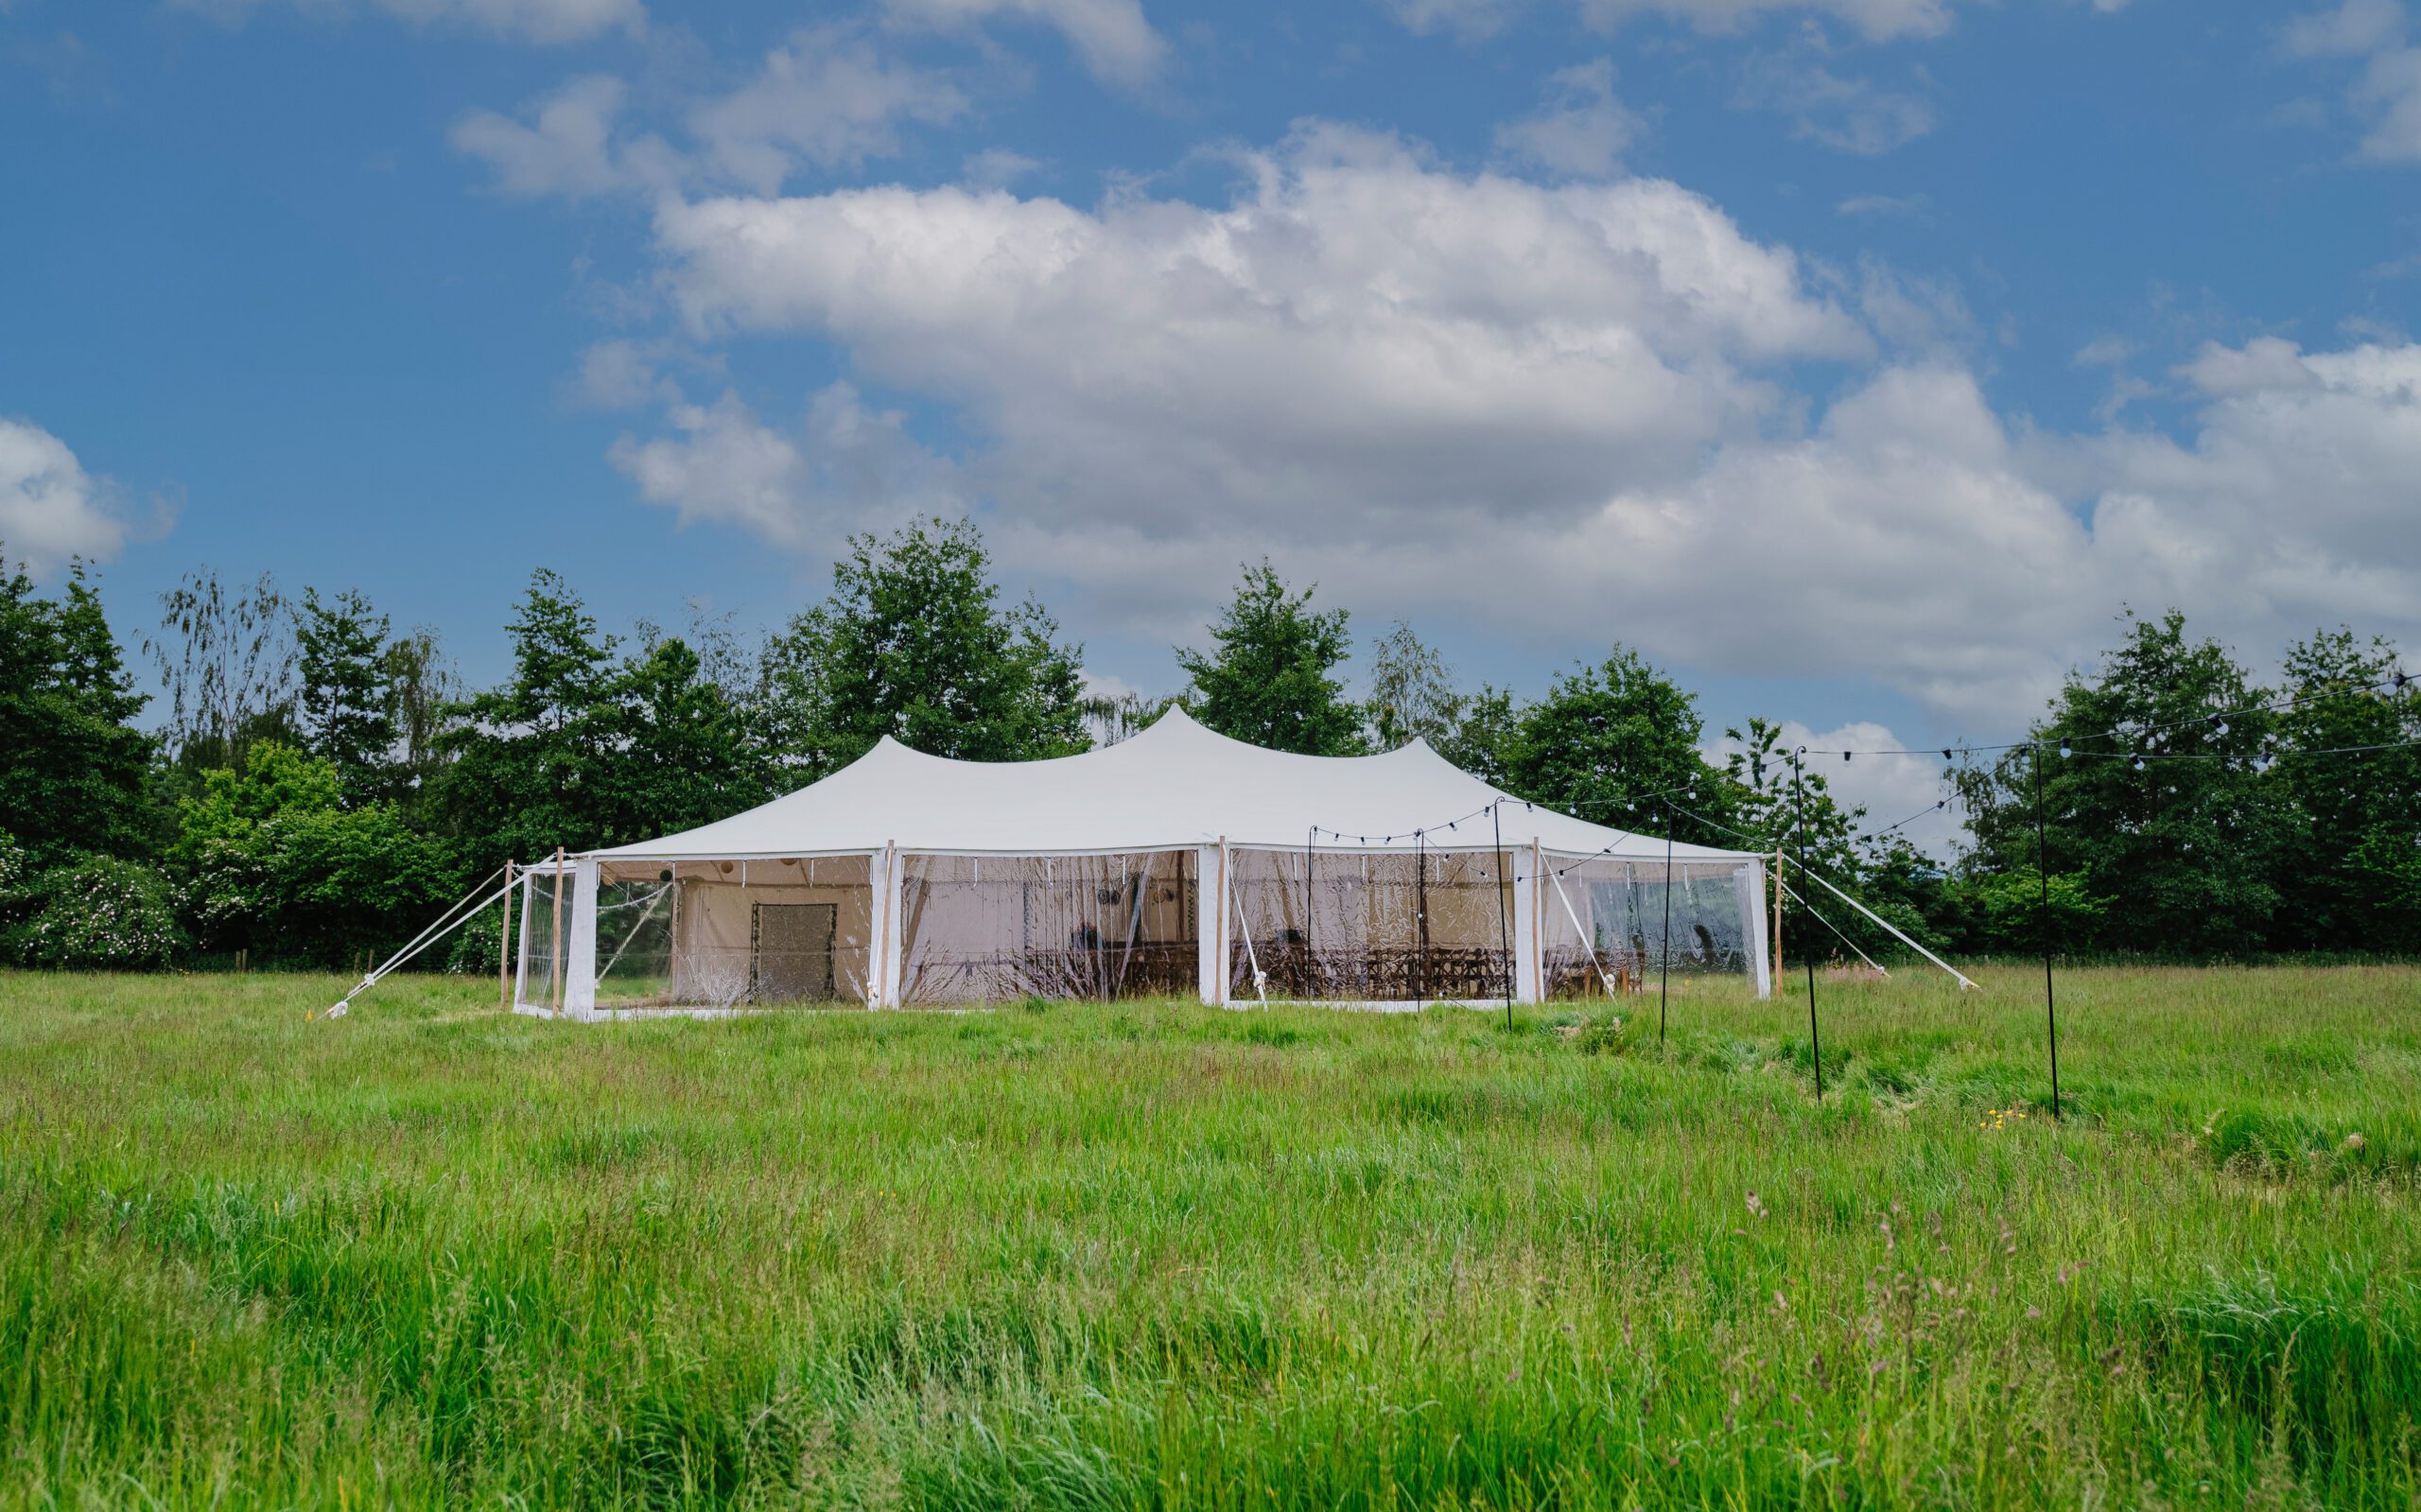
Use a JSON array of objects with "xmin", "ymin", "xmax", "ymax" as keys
[{"xmin": 590, "ymin": 708, "xmax": 1760, "ymax": 863}]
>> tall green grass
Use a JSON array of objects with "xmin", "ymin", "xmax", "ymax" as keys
[{"xmin": 0, "ymin": 965, "xmax": 2414, "ymax": 1508}]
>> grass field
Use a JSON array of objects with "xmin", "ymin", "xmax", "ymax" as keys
[{"xmin": 1, "ymin": 966, "xmax": 2416, "ymax": 1510}]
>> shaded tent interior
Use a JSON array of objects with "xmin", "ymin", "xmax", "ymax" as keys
[{"xmin": 510, "ymin": 710, "xmax": 1772, "ymax": 1017}]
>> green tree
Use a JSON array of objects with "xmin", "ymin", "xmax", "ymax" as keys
[
  {"xmin": 1954, "ymin": 610, "xmax": 2286, "ymax": 956},
  {"xmin": 2269, "ymin": 628, "xmax": 2420, "ymax": 951},
  {"xmin": 1504, "ymin": 646, "xmax": 1733, "ymax": 844},
  {"xmin": 1176, "ymin": 561, "xmax": 1362, "ymax": 756},
  {"xmin": 0, "ymin": 561, "xmax": 154, "ymax": 867},
  {"xmin": 1967, "ymin": 866, "xmax": 2109, "ymax": 954},
  {"xmin": 1434, "ymin": 684, "xmax": 1523, "ymax": 789},
  {"xmin": 1365, "ymin": 621, "xmax": 1462, "ymax": 751},
  {"xmin": 616, "ymin": 632, "xmax": 773, "ymax": 840},
  {"xmin": 436, "ymin": 570, "xmax": 623, "ymax": 872},
  {"xmin": 382, "ymin": 625, "xmax": 458, "ymax": 820},
  {"xmin": 295, "ymin": 587, "xmax": 396, "ymax": 805},
  {"xmin": 144, "ymin": 567, "xmax": 297, "ymax": 774},
  {"xmin": 762, "ymin": 518, "xmax": 1088, "ymax": 773},
  {"xmin": 175, "ymin": 740, "xmax": 461, "ymax": 965}
]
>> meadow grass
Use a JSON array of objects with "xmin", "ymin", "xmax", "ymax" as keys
[{"xmin": 0, "ymin": 965, "xmax": 2415, "ymax": 1509}]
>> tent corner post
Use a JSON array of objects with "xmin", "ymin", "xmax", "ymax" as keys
[
  {"xmin": 875, "ymin": 840, "xmax": 903, "ymax": 1010},
  {"xmin": 496, "ymin": 860, "xmax": 514, "ymax": 1014},
  {"xmin": 549, "ymin": 845, "xmax": 566, "ymax": 1019}
]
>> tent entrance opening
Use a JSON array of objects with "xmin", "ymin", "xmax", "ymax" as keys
[{"xmin": 752, "ymin": 902, "xmax": 838, "ymax": 1001}]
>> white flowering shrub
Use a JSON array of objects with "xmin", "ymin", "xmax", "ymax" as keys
[
  {"xmin": 0, "ymin": 832, "xmax": 26, "ymax": 912},
  {"xmin": 8, "ymin": 854, "xmax": 185, "ymax": 970}
]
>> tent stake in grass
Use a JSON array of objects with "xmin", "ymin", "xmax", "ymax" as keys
[
  {"xmin": 1791, "ymin": 752, "xmax": 1822, "ymax": 1103},
  {"xmin": 2034, "ymin": 739, "xmax": 2062, "ymax": 1120}
]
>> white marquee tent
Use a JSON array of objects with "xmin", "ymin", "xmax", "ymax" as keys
[{"xmin": 510, "ymin": 708, "xmax": 1772, "ymax": 1017}]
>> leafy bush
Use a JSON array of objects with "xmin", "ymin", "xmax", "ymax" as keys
[
  {"xmin": 177, "ymin": 741, "xmax": 464, "ymax": 967},
  {"xmin": 0, "ymin": 830, "xmax": 27, "ymax": 913},
  {"xmin": 6, "ymin": 854, "xmax": 185, "ymax": 969},
  {"xmin": 1969, "ymin": 865, "xmax": 2108, "ymax": 952}
]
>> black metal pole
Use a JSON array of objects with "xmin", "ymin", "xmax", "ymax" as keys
[
  {"xmin": 1491, "ymin": 799, "xmax": 1514, "ymax": 1028},
  {"xmin": 1659, "ymin": 798, "xmax": 1673, "ymax": 1046},
  {"xmin": 2033, "ymin": 741, "xmax": 2062, "ymax": 1120},
  {"xmin": 1791, "ymin": 752, "xmax": 1822, "ymax": 1103}
]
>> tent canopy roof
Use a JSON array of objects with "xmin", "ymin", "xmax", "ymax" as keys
[{"xmin": 590, "ymin": 707, "xmax": 1759, "ymax": 862}]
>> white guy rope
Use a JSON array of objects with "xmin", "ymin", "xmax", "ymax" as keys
[
  {"xmin": 316, "ymin": 866, "xmax": 523, "ymax": 1020},
  {"xmin": 1226, "ymin": 861, "xmax": 1269, "ymax": 1010},
  {"xmin": 1795, "ymin": 864, "xmax": 1977, "ymax": 991},
  {"xmin": 1776, "ymin": 877, "xmax": 1890, "ymax": 978},
  {"xmin": 1547, "ymin": 869, "xmax": 1622, "ymax": 999},
  {"xmin": 593, "ymin": 882, "xmax": 672, "ymax": 981}
]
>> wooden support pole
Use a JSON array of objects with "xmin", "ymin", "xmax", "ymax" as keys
[
  {"xmin": 1771, "ymin": 845, "xmax": 1785, "ymax": 992},
  {"xmin": 497, "ymin": 860, "xmax": 514, "ymax": 1013}
]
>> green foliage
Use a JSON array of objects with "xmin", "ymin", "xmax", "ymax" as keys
[
  {"xmin": 1957, "ymin": 611, "xmax": 2293, "ymax": 955},
  {"xmin": 1434, "ymin": 683, "xmax": 1521, "ymax": 789},
  {"xmin": 4, "ymin": 854, "xmax": 184, "ymax": 968},
  {"xmin": 1364, "ymin": 620, "xmax": 1461, "ymax": 750},
  {"xmin": 0, "ymin": 562, "xmax": 154, "ymax": 868},
  {"xmin": 142, "ymin": 566, "xmax": 297, "ymax": 774},
  {"xmin": 763, "ymin": 517, "xmax": 1089, "ymax": 773},
  {"xmin": 2270, "ymin": 628, "xmax": 2421, "ymax": 951},
  {"xmin": 171, "ymin": 739, "xmax": 343, "ymax": 867},
  {"xmin": 294, "ymin": 586, "xmax": 396, "ymax": 805},
  {"xmin": 1967, "ymin": 865, "xmax": 2109, "ymax": 952},
  {"xmin": 439, "ymin": 571, "xmax": 774, "ymax": 873},
  {"xmin": 174, "ymin": 741, "xmax": 462, "ymax": 965},
  {"xmin": 1176, "ymin": 561, "xmax": 1363, "ymax": 756},
  {"xmin": 1505, "ymin": 646, "xmax": 1735, "ymax": 843}
]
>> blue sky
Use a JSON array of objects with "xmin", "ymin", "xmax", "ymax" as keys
[{"xmin": 5, "ymin": 0, "xmax": 2418, "ymax": 846}]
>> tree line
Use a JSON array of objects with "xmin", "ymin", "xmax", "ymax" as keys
[{"xmin": 2, "ymin": 518, "xmax": 2414, "ymax": 971}]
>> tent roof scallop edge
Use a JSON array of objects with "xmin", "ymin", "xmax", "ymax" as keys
[{"xmin": 589, "ymin": 707, "xmax": 1759, "ymax": 862}]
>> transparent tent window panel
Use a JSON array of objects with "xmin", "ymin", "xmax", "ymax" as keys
[
  {"xmin": 1227, "ymin": 848, "xmax": 1513, "ymax": 1001},
  {"xmin": 1539, "ymin": 857, "xmax": 1754, "ymax": 998},
  {"xmin": 589, "ymin": 857, "xmax": 875, "ymax": 1009},
  {"xmin": 518, "ymin": 868, "xmax": 566, "ymax": 1009},
  {"xmin": 898, "ymin": 851, "xmax": 1197, "ymax": 1005}
]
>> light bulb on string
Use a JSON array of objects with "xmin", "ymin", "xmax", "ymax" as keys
[
  {"xmin": 2133, "ymin": 756, "xmax": 2147, "ymax": 772},
  {"xmin": 1942, "ymin": 748, "xmax": 1953, "ymax": 761},
  {"xmin": 2059, "ymin": 737, "xmax": 2071, "ymax": 758},
  {"xmin": 2215, "ymin": 719, "xmax": 2230, "ymax": 736}
]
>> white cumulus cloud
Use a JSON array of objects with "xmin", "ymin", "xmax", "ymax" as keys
[
  {"xmin": 692, "ymin": 27, "xmax": 969, "ymax": 192},
  {"xmin": 880, "ymin": 0, "xmax": 1166, "ymax": 85},
  {"xmin": 608, "ymin": 385, "xmax": 963, "ymax": 548},
  {"xmin": 173, "ymin": 0, "xmax": 641, "ymax": 44},
  {"xmin": 1493, "ymin": 59, "xmax": 1644, "ymax": 179},
  {"xmin": 588, "ymin": 120, "xmax": 2421, "ymax": 721},
  {"xmin": 1389, "ymin": 0, "xmax": 1965, "ymax": 43},
  {"xmin": 0, "ymin": 418, "xmax": 150, "ymax": 576},
  {"xmin": 450, "ymin": 76, "xmax": 653, "ymax": 198}
]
